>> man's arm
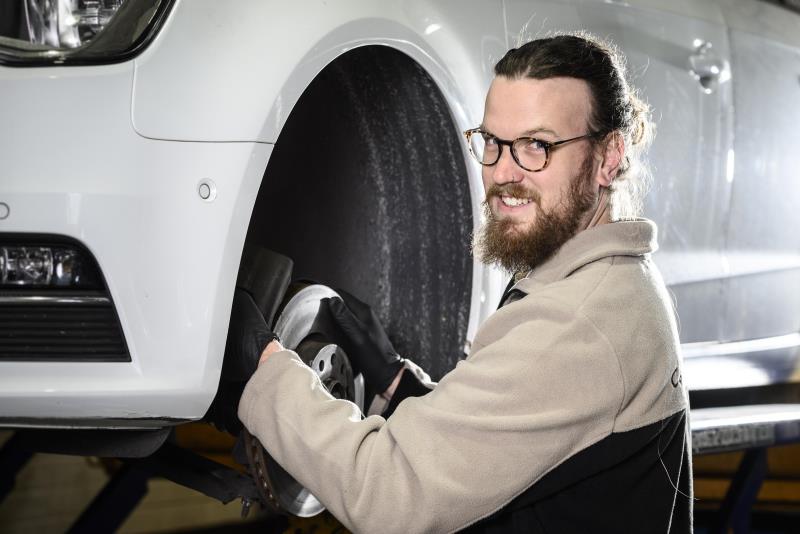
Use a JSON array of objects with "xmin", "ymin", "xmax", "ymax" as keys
[{"xmin": 239, "ymin": 298, "xmax": 624, "ymax": 534}]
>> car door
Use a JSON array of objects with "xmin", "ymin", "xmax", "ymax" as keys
[{"xmin": 711, "ymin": 0, "xmax": 800, "ymax": 388}]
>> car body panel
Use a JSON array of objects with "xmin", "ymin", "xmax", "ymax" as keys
[{"xmin": 721, "ymin": 12, "xmax": 800, "ymax": 343}]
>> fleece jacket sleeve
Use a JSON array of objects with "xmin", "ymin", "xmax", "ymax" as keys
[{"xmin": 238, "ymin": 299, "xmax": 624, "ymax": 534}]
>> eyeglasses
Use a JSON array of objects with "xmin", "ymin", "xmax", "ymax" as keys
[{"xmin": 463, "ymin": 128, "xmax": 604, "ymax": 172}]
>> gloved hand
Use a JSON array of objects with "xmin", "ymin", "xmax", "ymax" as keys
[
  {"xmin": 206, "ymin": 288, "xmax": 279, "ymax": 434},
  {"xmin": 224, "ymin": 288, "xmax": 280, "ymax": 381},
  {"xmin": 320, "ymin": 290, "xmax": 404, "ymax": 396}
]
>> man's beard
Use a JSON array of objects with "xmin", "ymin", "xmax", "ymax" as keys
[{"xmin": 474, "ymin": 154, "xmax": 597, "ymax": 274}]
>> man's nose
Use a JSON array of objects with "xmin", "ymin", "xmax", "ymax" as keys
[{"xmin": 490, "ymin": 145, "xmax": 523, "ymax": 185}]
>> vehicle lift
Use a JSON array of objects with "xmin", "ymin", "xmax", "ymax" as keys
[{"xmin": 0, "ymin": 427, "xmax": 264, "ymax": 533}]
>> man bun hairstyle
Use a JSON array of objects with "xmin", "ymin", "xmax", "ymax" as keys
[{"xmin": 494, "ymin": 32, "xmax": 654, "ymax": 220}]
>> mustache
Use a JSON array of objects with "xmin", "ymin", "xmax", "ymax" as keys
[{"xmin": 483, "ymin": 183, "xmax": 541, "ymax": 206}]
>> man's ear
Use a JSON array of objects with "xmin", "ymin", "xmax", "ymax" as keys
[{"xmin": 596, "ymin": 132, "xmax": 624, "ymax": 187}]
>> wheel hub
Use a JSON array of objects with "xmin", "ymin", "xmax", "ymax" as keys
[{"xmin": 242, "ymin": 284, "xmax": 364, "ymax": 517}]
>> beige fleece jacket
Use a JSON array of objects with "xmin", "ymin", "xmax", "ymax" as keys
[{"xmin": 239, "ymin": 218, "xmax": 688, "ymax": 533}]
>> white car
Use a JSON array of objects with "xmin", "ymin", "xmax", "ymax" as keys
[{"xmin": 2, "ymin": 0, "xmax": 800, "ymax": 512}]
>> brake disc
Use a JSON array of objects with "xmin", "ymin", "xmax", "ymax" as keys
[{"xmin": 242, "ymin": 284, "xmax": 364, "ymax": 517}]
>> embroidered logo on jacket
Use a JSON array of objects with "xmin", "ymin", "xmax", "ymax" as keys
[{"xmin": 671, "ymin": 367, "xmax": 682, "ymax": 388}]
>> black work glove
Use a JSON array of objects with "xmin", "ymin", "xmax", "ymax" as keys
[
  {"xmin": 319, "ymin": 290, "xmax": 404, "ymax": 396},
  {"xmin": 223, "ymin": 288, "xmax": 280, "ymax": 381},
  {"xmin": 207, "ymin": 288, "xmax": 279, "ymax": 434}
]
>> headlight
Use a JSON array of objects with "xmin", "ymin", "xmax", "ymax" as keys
[
  {"xmin": 25, "ymin": 0, "xmax": 125, "ymax": 49},
  {"xmin": 0, "ymin": 0, "xmax": 174, "ymax": 66}
]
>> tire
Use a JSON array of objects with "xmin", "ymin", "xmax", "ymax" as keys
[{"xmin": 245, "ymin": 46, "xmax": 473, "ymax": 380}]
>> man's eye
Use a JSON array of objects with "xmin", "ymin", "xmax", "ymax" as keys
[
  {"xmin": 520, "ymin": 139, "xmax": 547, "ymax": 153},
  {"xmin": 483, "ymin": 134, "xmax": 498, "ymax": 146}
]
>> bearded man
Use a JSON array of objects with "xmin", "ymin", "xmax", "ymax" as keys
[{"xmin": 229, "ymin": 33, "xmax": 693, "ymax": 533}]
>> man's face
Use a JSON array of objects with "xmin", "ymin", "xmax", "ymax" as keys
[{"xmin": 475, "ymin": 76, "xmax": 603, "ymax": 273}]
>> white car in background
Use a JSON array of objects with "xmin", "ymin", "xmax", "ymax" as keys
[{"xmin": 1, "ymin": 0, "xmax": 800, "ymax": 515}]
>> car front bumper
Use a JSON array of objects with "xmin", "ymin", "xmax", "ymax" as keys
[{"xmin": 0, "ymin": 60, "xmax": 272, "ymax": 428}]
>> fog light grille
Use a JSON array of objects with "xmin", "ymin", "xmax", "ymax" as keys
[{"xmin": 0, "ymin": 298, "xmax": 127, "ymax": 361}]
